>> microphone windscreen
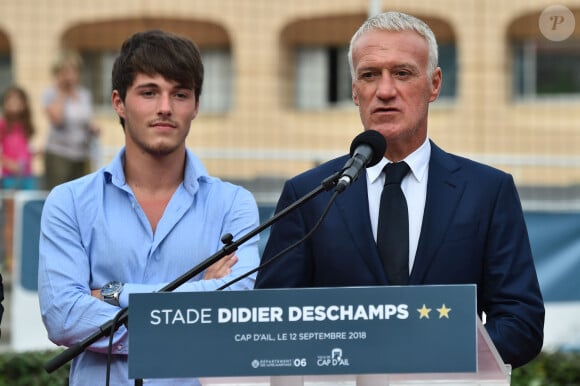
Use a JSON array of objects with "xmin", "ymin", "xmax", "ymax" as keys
[{"xmin": 349, "ymin": 130, "xmax": 386, "ymax": 167}]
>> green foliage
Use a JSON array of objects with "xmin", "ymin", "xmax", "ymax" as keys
[
  {"xmin": 0, "ymin": 350, "xmax": 69, "ymax": 386},
  {"xmin": 1, "ymin": 349, "xmax": 580, "ymax": 385},
  {"xmin": 511, "ymin": 351, "xmax": 580, "ymax": 386}
]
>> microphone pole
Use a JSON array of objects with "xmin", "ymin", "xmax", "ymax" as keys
[{"xmin": 44, "ymin": 170, "xmax": 343, "ymax": 374}]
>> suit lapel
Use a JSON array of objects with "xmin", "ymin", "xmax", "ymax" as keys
[
  {"xmin": 334, "ymin": 173, "xmax": 386, "ymax": 283},
  {"xmin": 410, "ymin": 142, "xmax": 465, "ymax": 283}
]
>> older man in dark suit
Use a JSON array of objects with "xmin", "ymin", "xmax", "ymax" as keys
[{"xmin": 255, "ymin": 11, "xmax": 544, "ymax": 370}]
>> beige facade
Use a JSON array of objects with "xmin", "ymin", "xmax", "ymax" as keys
[{"xmin": 1, "ymin": 0, "xmax": 580, "ymax": 187}]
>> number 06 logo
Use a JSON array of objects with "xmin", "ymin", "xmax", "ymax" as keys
[{"xmin": 293, "ymin": 358, "xmax": 307, "ymax": 367}]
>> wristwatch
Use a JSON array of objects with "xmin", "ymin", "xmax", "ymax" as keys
[{"xmin": 101, "ymin": 281, "xmax": 124, "ymax": 306}]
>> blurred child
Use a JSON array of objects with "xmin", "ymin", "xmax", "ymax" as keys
[{"xmin": 0, "ymin": 85, "xmax": 37, "ymax": 190}]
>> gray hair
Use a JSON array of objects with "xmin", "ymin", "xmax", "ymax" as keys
[{"xmin": 348, "ymin": 12, "xmax": 439, "ymax": 79}]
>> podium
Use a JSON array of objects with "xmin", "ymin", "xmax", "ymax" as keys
[
  {"xmin": 199, "ymin": 319, "xmax": 509, "ymax": 385},
  {"xmin": 128, "ymin": 285, "xmax": 510, "ymax": 385}
]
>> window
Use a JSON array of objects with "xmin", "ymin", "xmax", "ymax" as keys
[
  {"xmin": 80, "ymin": 48, "xmax": 233, "ymax": 114},
  {"xmin": 294, "ymin": 42, "xmax": 457, "ymax": 110},
  {"xmin": 287, "ymin": 15, "xmax": 457, "ymax": 110},
  {"xmin": 64, "ymin": 18, "xmax": 233, "ymax": 114},
  {"xmin": 295, "ymin": 45, "xmax": 352, "ymax": 110},
  {"xmin": 199, "ymin": 49, "xmax": 233, "ymax": 114},
  {"xmin": 81, "ymin": 51, "xmax": 117, "ymax": 107},
  {"xmin": 438, "ymin": 42, "xmax": 457, "ymax": 99},
  {"xmin": 513, "ymin": 39, "xmax": 580, "ymax": 98},
  {"xmin": 0, "ymin": 54, "xmax": 12, "ymax": 95}
]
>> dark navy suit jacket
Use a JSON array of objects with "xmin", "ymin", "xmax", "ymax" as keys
[{"xmin": 256, "ymin": 141, "xmax": 544, "ymax": 369}]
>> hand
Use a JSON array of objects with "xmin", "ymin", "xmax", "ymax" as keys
[
  {"xmin": 91, "ymin": 288, "xmax": 102, "ymax": 300},
  {"xmin": 203, "ymin": 253, "xmax": 238, "ymax": 280}
]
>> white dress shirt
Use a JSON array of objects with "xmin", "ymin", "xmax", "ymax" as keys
[{"xmin": 366, "ymin": 138, "xmax": 431, "ymax": 273}]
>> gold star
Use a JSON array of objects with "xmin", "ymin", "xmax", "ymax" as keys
[
  {"xmin": 437, "ymin": 304, "xmax": 451, "ymax": 319},
  {"xmin": 417, "ymin": 304, "xmax": 431, "ymax": 319}
]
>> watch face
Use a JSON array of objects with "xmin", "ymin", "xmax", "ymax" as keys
[{"xmin": 102, "ymin": 281, "xmax": 123, "ymax": 297}]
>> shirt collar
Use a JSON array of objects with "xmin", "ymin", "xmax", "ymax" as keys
[
  {"xmin": 103, "ymin": 147, "xmax": 209, "ymax": 194},
  {"xmin": 367, "ymin": 138, "xmax": 431, "ymax": 184}
]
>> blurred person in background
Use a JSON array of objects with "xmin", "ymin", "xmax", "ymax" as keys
[
  {"xmin": 42, "ymin": 50, "xmax": 100, "ymax": 190},
  {"xmin": 0, "ymin": 85, "xmax": 37, "ymax": 272},
  {"xmin": 0, "ymin": 85, "xmax": 36, "ymax": 190}
]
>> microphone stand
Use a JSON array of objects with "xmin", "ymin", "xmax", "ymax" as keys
[{"xmin": 44, "ymin": 170, "xmax": 343, "ymax": 381}]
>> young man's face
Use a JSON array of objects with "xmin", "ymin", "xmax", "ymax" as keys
[{"xmin": 112, "ymin": 73, "xmax": 199, "ymax": 156}]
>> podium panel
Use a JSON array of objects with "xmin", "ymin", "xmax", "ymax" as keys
[
  {"xmin": 199, "ymin": 318, "xmax": 510, "ymax": 386},
  {"xmin": 128, "ymin": 285, "xmax": 508, "ymax": 384}
]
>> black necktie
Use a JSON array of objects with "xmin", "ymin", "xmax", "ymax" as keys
[{"xmin": 377, "ymin": 162, "xmax": 410, "ymax": 285}]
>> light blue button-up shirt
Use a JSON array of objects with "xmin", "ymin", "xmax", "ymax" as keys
[{"xmin": 38, "ymin": 147, "xmax": 260, "ymax": 385}]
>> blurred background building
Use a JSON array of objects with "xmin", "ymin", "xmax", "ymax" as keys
[
  {"xmin": 1, "ymin": 0, "xmax": 580, "ymax": 355},
  {"xmin": 0, "ymin": 0, "xmax": 579, "ymax": 192}
]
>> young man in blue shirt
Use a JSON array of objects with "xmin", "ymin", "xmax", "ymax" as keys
[{"xmin": 38, "ymin": 30, "xmax": 260, "ymax": 385}]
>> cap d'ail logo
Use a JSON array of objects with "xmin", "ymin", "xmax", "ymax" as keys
[{"xmin": 316, "ymin": 347, "xmax": 350, "ymax": 367}]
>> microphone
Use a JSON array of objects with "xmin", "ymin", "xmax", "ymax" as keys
[{"xmin": 335, "ymin": 130, "xmax": 386, "ymax": 193}]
